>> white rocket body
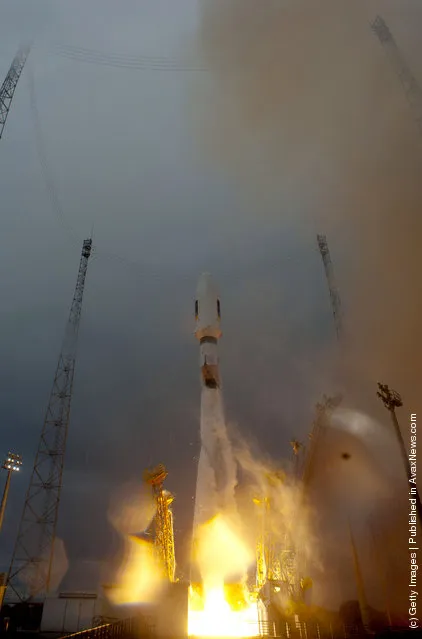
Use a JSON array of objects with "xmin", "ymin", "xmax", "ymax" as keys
[
  {"xmin": 195, "ymin": 273, "xmax": 222, "ymax": 390},
  {"xmin": 193, "ymin": 274, "xmax": 237, "ymax": 528}
]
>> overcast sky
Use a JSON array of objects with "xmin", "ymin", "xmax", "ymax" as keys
[{"xmin": 0, "ymin": 0, "xmax": 421, "ymax": 615}]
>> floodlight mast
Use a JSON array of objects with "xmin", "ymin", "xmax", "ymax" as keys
[
  {"xmin": 377, "ymin": 383, "xmax": 422, "ymax": 526},
  {"xmin": 0, "ymin": 453, "xmax": 22, "ymax": 532}
]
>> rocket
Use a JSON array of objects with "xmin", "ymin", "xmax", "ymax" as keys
[
  {"xmin": 194, "ymin": 273, "xmax": 222, "ymax": 390},
  {"xmin": 193, "ymin": 273, "xmax": 237, "ymax": 526}
]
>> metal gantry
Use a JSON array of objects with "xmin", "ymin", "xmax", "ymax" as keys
[
  {"xmin": 6, "ymin": 239, "xmax": 92, "ymax": 603},
  {"xmin": 144, "ymin": 464, "xmax": 176, "ymax": 583},
  {"xmin": 371, "ymin": 15, "xmax": 422, "ymax": 137},
  {"xmin": 254, "ymin": 471, "xmax": 302, "ymax": 604},
  {"xmin": 0, "ymin": 46, "xmax": 30, "ymax": 140}
]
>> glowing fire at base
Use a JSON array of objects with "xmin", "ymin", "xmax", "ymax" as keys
[
  {"xmin": 188, "ymin": 515, "xmax": 260, "ymax": 637},
  {"xmin": 188, "ymin": 586, "xmax": 259, "ymax": 637}
]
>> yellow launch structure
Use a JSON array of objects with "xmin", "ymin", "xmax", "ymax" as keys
[
  {"xmin": 254, "ymin": 472, "xmax": 289, "ymax": 592},
  {"xmin": 254, "ymin": 495, "xmax": 272, "ymax": 590},
  {"xmin": 143, "ymin": 464, "xmax": 176, "ymax": 582},
  {"xmin": 254, "ymin": 470, "xmax": 312, "ymax": 609}
]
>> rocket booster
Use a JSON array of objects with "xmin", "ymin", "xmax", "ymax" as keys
[{"xmin": 195, "ymin": 273, "xmax": 222, "ymax": 389}]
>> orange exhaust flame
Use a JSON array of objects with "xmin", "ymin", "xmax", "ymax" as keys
[{"xmin": 188, "ymin": 514, "xmax": 259, "ymax": 637}]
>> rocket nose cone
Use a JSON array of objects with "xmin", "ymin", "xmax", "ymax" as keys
[{"xmin": 197, "ymin": 272, "xmax": 218, "ymax": 298}]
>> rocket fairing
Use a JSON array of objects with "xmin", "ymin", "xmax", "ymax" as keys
[{"xmin": 195, "ymin": 273, "xmax": 222, "ymax": 390}]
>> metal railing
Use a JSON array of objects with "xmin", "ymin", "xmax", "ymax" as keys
[
  {"xmin": 60, "ymin": 616, "xmax": 404, "ymax": 639},
  {"xmin": 61, "ymin": 616, "xmax": 154, "ymax": 639}
]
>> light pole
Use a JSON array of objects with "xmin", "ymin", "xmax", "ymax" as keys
[
  {"xmin": 0, "ymin": 452, "xmax": 22, "ymax": 532},
  {"xmin": 376, "ymin": 383, "xmax": 422, "ymax": 524},
  {"xmin": 348, "ymin": 519, "xmax": 371, "ymax": 633},
  {"xmin": 367, "ymin": 520, "xmax": 392, "ymax": 627},
  {"xmin": 341, "ymin": 452, "xmax": 371, "ymax": 633},
  {"xmin": 0, "ymin": 453, "xmax": 22, "ymax": 611}
]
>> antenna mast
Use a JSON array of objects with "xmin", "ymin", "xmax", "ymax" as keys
[
  {"xmin": 371, "ymin": 15, "xmax": 422, "ymax": 137},
  {"xmin": 302, "ymin": 394, "xmax": 342, "ymax": 487},
  {"xmin": 301, "ymin": 236, "xmax": 344, "ymax": 487},
  {"xmin": 6, "ymin": 239, "xmax": 92, "ymax": 603},
  {"xmin": 317, "ymin": 234, "xmax": 343, "ymax": 341},
  {"xmin": 0, "ymin": 46, "xmax": 30, "ymax": 140}
]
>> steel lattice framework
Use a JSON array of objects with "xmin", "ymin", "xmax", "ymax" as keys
[
  {"xmin": 6, "ymin": 239, "xmax": 92, "ymax": 603},
  {"xmin": 317, "ymin": 234, "xmax": 343, "ymax": 341},
  {"xmin": 254, "ymin": 472, "xmax": 302, "ymax": 602},
  {"xmin": 155, "ymin": 487, "xmax": 176, "ymax": 583},
  {"xmin": 371, "ymin": 15, "xmax": 422, "ymax": 137},
  {"xmin": 0, "ymin": 46, "xmax": 30, "ymax": 140},
  {"xmin": 144, "ymin": 465, "xmax": 176, "ymax": 583}
]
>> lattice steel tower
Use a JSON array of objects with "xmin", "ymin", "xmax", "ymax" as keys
[
  {"xmin": 0, "ymin": 46, "xmax": 30, "ymax": 140},
  {"xmin": 6, "ymin": 239, "xmax": 92, "ymax": 603},
  {"xmin": 317, "ymin": 234, "xmax": 343, "ymax": 341},
  {"xmin": 304, "ymin": 238, "xmax": 344, "ymax": 485},
  {"xmin": 371, "ymin": 15, "xmax": 422, "ymax": 137},
  {"xmin": 144, "ymin": 464, "xmax": 176, "ymax": 583}
]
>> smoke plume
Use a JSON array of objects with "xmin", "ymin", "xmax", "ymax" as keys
[
  {"xmin": 106, "ymin": 481, "xmax": 166, "ymax": 605},
  {"xmin": 192, "ymin": 2, "xmax": 421, "ymax": 614},
  {"xmin": 193, "ymin": 0, "xmax": 422, "ymax": 408},
  {"xmin": 19, "ymin": 537, "xmax": 68, "ymax": 595},
  {"xmin": 306, "ymin": 406, "xmax": 409, "ymax": 614},
  {"xmin": 194, "ymin": 388, "xmax": 238, "ymax": 527},
  {"xmin": 232, "ymin": 434, "xmax": 320, "ymax": 580}
]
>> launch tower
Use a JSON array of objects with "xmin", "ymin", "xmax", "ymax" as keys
[
  {"xmin": 144, "ymin": 464, "xmax": 176, "ymax": 583},
  {"xmin": 317, "ymin": 234, "xmax": 343, "ymax": 341},
  {"xmin": 6, "ymin": 239, "xmax": 92, "ymax": 603},
  {"xmin": 371, "ymin": 15, "xmax": 422, "ymax": 138},
  {"xmin": 0, "ymin": 46, "xmax": 30, "ymax": 141}
]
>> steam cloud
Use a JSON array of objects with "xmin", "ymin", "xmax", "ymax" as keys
[
  {"xmin": 232, "ymin": 435, "xmax": 319, "ymax": 580},
  {"xmin": 193, "ymin": 0, "xmax": 422, "ymax": 407},
  {"xmin": 20, "ymin": 537, "xmax": 68, "ymax": 595},
  {"xmin": 106, "ymin": 481, "xmax": 166, "ymax": 605},
  {"xmin": 191, "ymin": 0, "xmax": 421, "ymax": 618}
]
